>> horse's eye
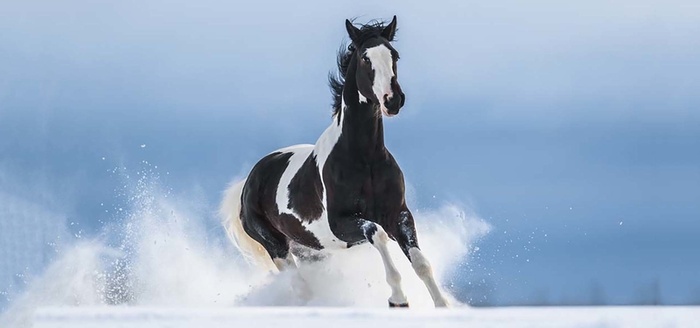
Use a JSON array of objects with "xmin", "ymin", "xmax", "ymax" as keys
[{"xmin": 362, "ymin": 56, "xmax": 370, "ymax": 64}]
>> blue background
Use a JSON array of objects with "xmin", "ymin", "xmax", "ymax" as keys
[{"xmin": 1, "ymin": 0, "xmax": 699, "ymax": 308}]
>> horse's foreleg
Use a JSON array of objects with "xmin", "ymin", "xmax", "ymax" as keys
[
  {"xmin": 395, "ymin": 210, "xmax": 449, "ymax": 308},
  {"xmin": 361, "ymin": 221, "xmax": 409, "ymax": 307}
]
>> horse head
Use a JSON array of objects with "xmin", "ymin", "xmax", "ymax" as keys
[{"xmin": 345, "ymin": 16, "xmax": 405, "ymax": 117}]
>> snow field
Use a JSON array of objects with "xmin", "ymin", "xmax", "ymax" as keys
[{"xmin": 33, "ymin": 306, "xmax": 700, "ymax": 328}]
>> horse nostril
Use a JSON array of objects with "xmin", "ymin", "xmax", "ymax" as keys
[{"xmin": 384, "ymin": 94, "xmax": 400, "ymax": 108}]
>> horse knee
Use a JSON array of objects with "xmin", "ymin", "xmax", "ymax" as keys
[
  {"xmin": 363, "ymin": 222, "xmax": 389, "ymax": 245},
  {"xmin": 413, "ymin": 260, "xmax": 432, "ymax": 278},
  {"xmin": 386, "ymin": 269, "xmax": 402, "ymax": 286},
  {"xmin": 408, "ymin": 248, "xmax": 433, "ymax": 278}
]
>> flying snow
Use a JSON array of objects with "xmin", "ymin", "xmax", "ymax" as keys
[{"xmin": 0, "ymin": 165, "xmax": 489, "ymax": 327}]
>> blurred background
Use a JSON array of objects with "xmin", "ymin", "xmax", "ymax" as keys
[{"xmin": 1, "ymin": 0, "xmax": 699, "ymax": 311}]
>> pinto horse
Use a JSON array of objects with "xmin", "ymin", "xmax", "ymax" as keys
[{"xmin": 220, "ymin": 16, "xmax": 448, "ymax": 308}]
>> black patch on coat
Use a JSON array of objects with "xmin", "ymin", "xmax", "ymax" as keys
[
  {"xmin": 362, "ymin": 223, "xmax": 378, "ymax": 244},
  {"xmin": 396, "ymin": 210, "xmax": 419, "ymax": 258},
  {"xmin": 276, "ymin": 213, "xmax": 323, "ymax": 250},
  {"xmin": 240, "ymin": 150, "xmax": 326, "ymax": 260},
  {"xmin": 240, "ymin": 151, "xmax": 295, "ymax": 259},
  {"xmin": 288, "ymin": 155, "xmax": 324, "ymax": 222}
]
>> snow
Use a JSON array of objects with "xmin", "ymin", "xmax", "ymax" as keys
[
  {"xmin": 32, "ymin": 306, "xmax": 700, "ymax": 328},
  {"xmin": 0, "ymin": 170, "xmax": 492, "ymax": 327},
  {"xmin": 9, "ymin": 168, "xmax": 696, "ymax": 328}
]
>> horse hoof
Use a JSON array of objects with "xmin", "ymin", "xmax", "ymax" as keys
[{"xmin": 389, "ymin": 301, "xmax": 409, "ymax": 308}]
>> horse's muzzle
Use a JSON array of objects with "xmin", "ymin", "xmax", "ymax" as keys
[{"xmin": 384, "ymin": 90, "xmax": 405, "ymax": 116}]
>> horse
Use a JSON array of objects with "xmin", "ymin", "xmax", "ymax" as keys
[{"xmin": 220, "ymin": 16, "xmax": 448, "ymax": 308}]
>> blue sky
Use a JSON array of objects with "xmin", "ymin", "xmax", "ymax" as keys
[{"xmin": 1, "ymin": 0, "xmax": 699, "ymax": 308}]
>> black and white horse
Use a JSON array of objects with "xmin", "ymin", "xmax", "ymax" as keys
[{"xmin": 220, "ymin": 16, "xmax": 448, "ymax": 308}]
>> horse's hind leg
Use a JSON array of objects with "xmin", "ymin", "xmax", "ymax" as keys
[
  {"xmin": 241, "ymin": 212, "xmax": 299, "ymax": 271},
  {"xmin": 361, "ymin": 221, "xmax": 409, "ymax": 307},
  {"xmin": 394, "ymin": 210, "xmax": 449, "ymax": 307},
  {"xmin": 242, "ymin": 215, "xmax": 312, "ymax": 301},
  {"xmin": 241, "ymin": 212, "xmax": 290, "ymax": 267}
]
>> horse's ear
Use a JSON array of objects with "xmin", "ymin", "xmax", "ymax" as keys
[
  {"xmin": 345, "ymin": 19, "xmax": 361, "ymax": 44},
  {"xmin": 381, "ymin": 15, "xmax": 397, "ymax": 41}
]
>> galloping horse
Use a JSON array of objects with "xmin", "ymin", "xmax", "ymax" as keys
[{"xmin": 220, "ymin": 16, "xmax": 448, "ymax": 308}]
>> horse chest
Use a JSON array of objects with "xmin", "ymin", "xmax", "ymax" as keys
[{"xmin": 325, "ymin": 159, "xmax": 404, "ymax": 221}]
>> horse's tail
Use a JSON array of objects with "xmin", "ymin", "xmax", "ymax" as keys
[{"xmin": 220, "ymin": 179, "xmax": 276, "ymax": 272}]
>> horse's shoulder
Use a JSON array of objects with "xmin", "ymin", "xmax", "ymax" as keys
[
  {"xmin": 286, "ymin": 145, "xmax": 324, "ymax": 222},
  {"xmin": 372, "ymin": 150, "xmax": 404, "ymax": 176}
]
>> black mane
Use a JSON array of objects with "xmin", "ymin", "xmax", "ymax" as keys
[{"xmin": 329, "ymin": 19, "xmax": 396, "ymax": 116}]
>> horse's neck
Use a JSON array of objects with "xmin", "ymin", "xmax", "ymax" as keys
[
  {"xmin": 338, "ymin": 82, "xmax": 386, "ymax": 159},
  {"xmin": 315, "ymin": 60, "xmax": 386, "ymax": 167},
  {"xmin": 339, "ymin": 102, "xmax": 385, "ymax": 158}
]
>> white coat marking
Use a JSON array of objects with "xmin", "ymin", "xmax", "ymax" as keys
[
  {"xmin": 358, "ymin": 91, "xmax": 367, "ymax": 103},
  {"xmin": 270, "ymin": 99, "xmax": 349, "ymax": 250},
  {"xmin": 275, "ymin": 145, "xmax": 314, "ymax": 216},
  {"xmin": 307, "ymin": 97, "xmax": 347, "ymax": 248},
  {"xmin": 409, "ymin": 247, "xmax": 449, "ymax": 307},
  {"xmin": 364, "ymin": 44, "xmax": 394, "ymax": 114},
  {"xmin": 365, "ymin": 223, "xmax": 408, "ymax": 304}
]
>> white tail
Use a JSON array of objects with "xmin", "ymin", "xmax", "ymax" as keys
[{"xmin": 220, "ymin": 180, "xmax": 277, "ymax": 271}]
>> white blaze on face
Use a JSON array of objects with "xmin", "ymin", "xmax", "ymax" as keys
[{"xmin": 364, "ymin": 44, "xmax": 395, "ymax": 116}]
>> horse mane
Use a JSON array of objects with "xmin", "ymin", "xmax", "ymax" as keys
[{"xmin": 329, "ymin": 19, "xmax": 396, "ymax": 116}]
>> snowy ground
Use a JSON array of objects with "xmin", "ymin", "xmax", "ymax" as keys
[
  {"xmin": 5, "ymin": 174, "xmax": 698, "ymax": 328},
  {"xmin": 32, "ymin": 306, "xmax": 700, "ymax": 328}
]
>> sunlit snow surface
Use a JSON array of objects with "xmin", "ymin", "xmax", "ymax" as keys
[{"xmin": 32, "ymin": 306, "xmax": 700, "ymax": 328}]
